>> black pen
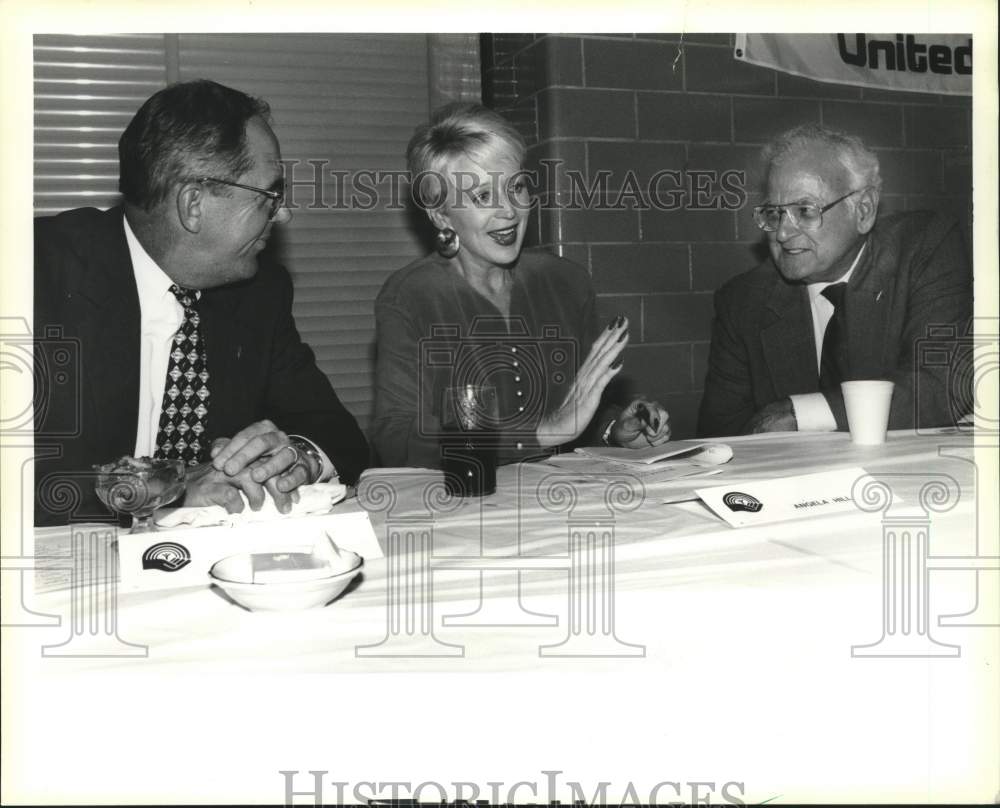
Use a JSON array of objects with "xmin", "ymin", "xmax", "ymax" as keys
[
  {"xmin": 635, "ymin": 402, "xmax": 660, "ymax": 434},
  {"xmin": 635, "ymin": 403, "xmax": 651, "ymax": 430}
]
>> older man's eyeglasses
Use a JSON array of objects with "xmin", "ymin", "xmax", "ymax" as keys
[
  {"xmin": 753, "ymin": 187, "xmax": 868, "ymax": 233},
  {"xmin": 196, "ymin": 176, "xmax": 286, "ymax": 219}
]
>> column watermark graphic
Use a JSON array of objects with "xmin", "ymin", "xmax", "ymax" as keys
[
  {"xmin": 1, "ymin": 317, "xmax": 77, "ymax": 628},
  {"xmin": 2, "ymin": 316, "xmax": 146, "ymax": 658},
  {"xmin": 1, "ymin": 443, "xmax": 62, "ymax": 628},
  {"xmin": 535, "ymin": 472, "xmax": 646, "ymax": 657},
  {"xmin": 917, "ymin": 317, "xmax": 1000, "ymax": 628},
  {"xmin": 355, "ymin": 473, "xmax": 464, "ymax": 658},
  {"xmin": 356, "ymin": 469, "xmax": 648, "ymax": 659},
  {"xmin": 850, "ymin": 473, "xmax": 963, "ymax": 657},
  {"xmin": 851, "ymin": 316, "xmax": 1000, "ymax": 658},
  {"xmin": 40, "ymin": 523, "xmax": 147, "ymax": 658}
]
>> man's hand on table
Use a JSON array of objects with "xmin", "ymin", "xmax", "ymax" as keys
[
  {"xmin": 743, "ymin": 399, "xmax": 798, "ymax": 434},
  {"xmin": 182, "ymin": 420, "xmax": 321, "ymax": 514}
]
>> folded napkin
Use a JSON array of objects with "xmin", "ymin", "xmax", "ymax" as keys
[{"xmin": 155, "ymin": 482, "xmax": 347, "ymax": 528}]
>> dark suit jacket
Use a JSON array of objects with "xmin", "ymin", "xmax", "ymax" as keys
[
  {"xmin": 33, "ymin": 206, "xmax": 370, "ymax": 525},
  {"xmin": 698, "ymin": 211, "xmax": 973, "ymax": 438}
]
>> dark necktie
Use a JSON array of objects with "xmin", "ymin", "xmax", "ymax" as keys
[
  {"xmin": 154, "ymin": 285, "xmax": 210, "ymax": 465},
  {"xmin": 819, "ymin": 282, "xmax": 848, "ymax": 390}
]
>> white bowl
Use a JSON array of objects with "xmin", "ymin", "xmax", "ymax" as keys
[{"xmin": 208, "ymin": 550, "xmax": 363, "ymax": 611}]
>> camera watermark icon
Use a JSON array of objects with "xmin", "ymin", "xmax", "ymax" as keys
[
  {"xmin": 915, "ymin": 317, "xmax": 998, "ymax": 434},
  {"xmin": 418, "ymin": 316, "xmax": 579, "ymax": 440},
  {"xmin": 1, "ymin": 316, "xmax": 89, "ymax": 632},
  {"xmin": 911, "ymin": 316, "xmax": 1000, "ymax": 629},
  {"xmin": 1, "ymin": 317, "xmax": 82, "ymax": 439},
  {"xmin": 355, "ymin": 469, "xmax": 646, "ymax": 659}
]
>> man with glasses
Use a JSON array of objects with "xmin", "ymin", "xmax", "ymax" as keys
[
  {"xmin": 33, "ymin": 80, "xmax": 369, "ymax": 525},
  {"xmin": 698, "ymin": 123, "xmax": 972, "ymax": 437}
]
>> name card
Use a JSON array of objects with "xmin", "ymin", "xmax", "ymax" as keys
[
  {"xmin": 118, "ymin": 510, "xmax": 382, "ymax": 592},
  {"xmin": 694, "ymin": 467, "xmax": 875, "ymax": 528}
]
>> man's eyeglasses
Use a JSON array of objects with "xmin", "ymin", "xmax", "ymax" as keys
[
  {"xmin": 753, "ymin": 187, "xmax": 868, "ymax": 232},
  {"xmin": 196, "ymin": 176, "xmax": 286, "ymax": 220}
]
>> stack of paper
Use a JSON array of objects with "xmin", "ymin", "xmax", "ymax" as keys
[{"xmin": 544, "ymin": 440, "xmax": 734, "ymax": 483}]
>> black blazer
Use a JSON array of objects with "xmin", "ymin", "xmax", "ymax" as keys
[
  {"xmin": 33, "ymin": 206, "xmax": 369, "ymax": 525},
  {"xmin": 698, "ymin": 211, "xmax": 973, "ymax": 437}
]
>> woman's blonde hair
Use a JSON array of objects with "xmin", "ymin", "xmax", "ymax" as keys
[{"xmin": 406, "ymin": 102, "xmax": 527, "ymax": 210}]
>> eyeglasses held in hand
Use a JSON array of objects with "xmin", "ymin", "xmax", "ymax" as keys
[
  {"xmin": 753, "ymin": 187, "xmax": 868, "ymax": 232},
  {"xmin": 196, "ymin": 176, "xmax": 286, "ymax": 220}
]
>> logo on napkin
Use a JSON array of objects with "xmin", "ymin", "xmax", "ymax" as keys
[
  {"xmin": 723, "ymin": 491, "xmax": 763, "ymax": 513},
  {"xmin": 141, "ymin": 541, "xmax": 192, "ymax": 572}
]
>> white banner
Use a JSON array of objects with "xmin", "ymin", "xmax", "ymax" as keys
[{"xmin": 735, "ymin": 33, "xmax": 972, "ymax": 96}]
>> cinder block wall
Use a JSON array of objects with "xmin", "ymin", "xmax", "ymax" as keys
[{"xmin": 481, "ymin": 33, "xmax": 973, "ymax": 439}]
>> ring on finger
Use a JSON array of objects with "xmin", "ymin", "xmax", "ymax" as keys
[{"xmin": 282, "ymin": 444, "xmax": 301, "ymax": 468}]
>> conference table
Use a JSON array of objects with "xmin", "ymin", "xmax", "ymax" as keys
[{"xmin": 7, "ymin": 428, "xmax": 998, "ymax": 804}]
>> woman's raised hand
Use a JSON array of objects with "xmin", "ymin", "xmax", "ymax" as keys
[{"xmin": 536, "ymin": 315, "xmax": 629, "ymax": 448}]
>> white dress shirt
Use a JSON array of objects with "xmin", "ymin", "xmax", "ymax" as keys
[
  {"xmin": 125, "ymin": 216, "xmax": 186, "ymax": 457},
  {"xmin": 123, "ymin": 216, "xmax": 335, "ymax": 479},
  {"xmin": 789, "ymin": 242, "xmax": 866, "ymax": 431}
]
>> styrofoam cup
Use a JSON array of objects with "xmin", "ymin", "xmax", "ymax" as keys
[{"xmin": 841, "ymin": 380, "xmax": 895, "ymax": 445}]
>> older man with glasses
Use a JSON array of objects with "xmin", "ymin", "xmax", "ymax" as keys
[
  {"xmin": 698, "ymin": 123, "xmax": 972, "ymax": 438},
  {"xmin": 33, "ymin": 79, "xmax": 369, "ymax": 526}
]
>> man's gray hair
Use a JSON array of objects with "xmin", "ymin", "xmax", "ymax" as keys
[{"xmin": 761, "ymin": 123, "xmax": 882, "ymax": 195}]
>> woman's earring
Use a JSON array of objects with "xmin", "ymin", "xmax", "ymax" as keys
[{"xmin": 435, "ymin": 227, "xmax": 460, "ymax": 258}]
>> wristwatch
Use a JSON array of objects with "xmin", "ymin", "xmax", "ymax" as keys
[{"xmin": 289, "ymin": 437, "xmax": 323, "ymax": 484}]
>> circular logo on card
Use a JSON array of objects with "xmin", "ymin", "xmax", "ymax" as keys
[
  {"xmin": 723, "ymin": 492, "xmax": 763, "ymax": 513},
  {"xmin": 142, "ymin": 541, "xmax": 192, "ymax": 572}
]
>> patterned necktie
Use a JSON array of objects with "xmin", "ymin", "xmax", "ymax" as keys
[
  {"xmin": 819, "ymin": 282, "xmax": 848, "ymax": 390},
  {"xmin": 154, "ymin": 285, "xmax": 210, "ymax": 465}
]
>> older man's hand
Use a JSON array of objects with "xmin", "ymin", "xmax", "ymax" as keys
[
  {"xmin": 184, "ymin": 463, "xmax": 278, "ymax": 513},
  {"xmin": 182, "ymin": 459, "xmax": 302, "ymax": 514},
  {"xmin": 743, "ymin": 399, "xmax": 798, "ymax": 434},
  {"xmin": 204, "ymin": 420, "xmax": 320, "ymax": 512},
  {"xmin": 211, "ymin": 419, "xmax": 290, "ymax": 475},
  {"xmin": 611, "ymin": 397, "xmax": 672, "ymax": 448}
]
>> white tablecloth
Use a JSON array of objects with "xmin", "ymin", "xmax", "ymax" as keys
[{"xmin": 5, "ymin": 429, "xmax": 998, "ymax": 803}]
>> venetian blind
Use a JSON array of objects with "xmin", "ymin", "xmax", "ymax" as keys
[
  {"xmin": 177, "ymin": 34, "xmax": 432, "ymax": 430},
  {"xmin": 34, "ymin": 33, "xmax": 481, "ymax": 432},
  {"xmin": 34, "ymin": 34, "xmax": 169, "ymax": 215}
]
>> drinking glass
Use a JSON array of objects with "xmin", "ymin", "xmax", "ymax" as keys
[
  {"xmin": 440, "ymin": 384, "xmax": 500, "ymax": 497},
  {"xmin": 94, "ymin": 457, "xmax": 186, "ymax": 533}
]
